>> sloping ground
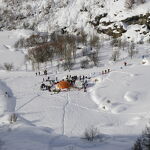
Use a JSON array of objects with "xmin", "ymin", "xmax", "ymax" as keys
[
  {"xmin": 0, "ymin": 58, "xmax": 150, "ymax": 149},
  {"xmin": 0, "ymin": 30, "xmax": 33, "ymax": 69},
  {"xmin": 0, "ymin": 0, "xmax": 150, "ymax": 41}
]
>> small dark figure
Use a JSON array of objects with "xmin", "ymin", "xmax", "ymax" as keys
[
  {"xmin": 105, "ymin": 70, "xmax": 107, "ymax": 74},
  {"xmin": 75, "ymin": 76, "xmax": 77, "ymax": 80},
  {"xmin": 48, "ymin": 86, "xmax": 51, "ymax": 92},
  {"xmin": 35, "ymin": 72, "xmax": 37, "ymax": 76},
  {"xmin": 142, "ymin": 55, "xmax": 145, "ymax": 59},
  {"xmin": 5, "ymin": 92, "xmax": 9, "ymax": 97},
  {"xmin": 48, "ymin": 77, "xmax": 50, "ymax": 80},
  {"xmin": 66, "ymin": 75, "xmax": 69, "ymax": 80},
  {"xmin": 124, "ymin": 62, "xmax": 127, "ymax": 66},
  {"xmin": 40, "ymin": 83, "xmax": 45, "ymax": 90},
  {"xmin": 69, "ymin": 75, "xmax": 72, "ymax": 79},
  {"xmin": 44, "ymin": 70, "xmax": 47, "ymax": 75},
  {"xmin": 83, "ymin": 75, "xmax": 85, "ymax": 81},
  {"xmin": 45, "ymin": 86, "xmax": 49, "ymax": 90},
  {"xmin": 84, "ymin": 86, "xmax": 87, "ymax": 92},
  {"xmin": 83, "ymin": 80, "xmax": 88, "ymax": 92},
  {"xmin": 107, "ymin": 100, "xmax": 111, "ymax": 103},
  {"xmin": 79, "ymin": 76, "xmax": 81, "ymax": 80},
  {"xmin": 108, "ymin": 69, "xmax": 110, "ymax": 73},
  {"xmin": 56, "ymin": 77, "xmax": 58, "ymax": 82},
  {"xmin": 39, "ymin": 72, "xmax": 40, "ymax": 75}
]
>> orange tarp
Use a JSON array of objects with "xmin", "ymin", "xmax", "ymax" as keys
[{"xmin": 56, "ymin": 81, "xmax": 70, "ymax": 89}]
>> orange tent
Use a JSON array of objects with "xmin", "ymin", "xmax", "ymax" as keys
[{"xmin": 56, "ymin": 81, "xmax": 70, "ymax": 89}]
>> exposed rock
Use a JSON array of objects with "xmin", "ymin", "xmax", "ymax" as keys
[{"xmin": 122, "ymin": 13, "xmax": 150, "ymax": 29}]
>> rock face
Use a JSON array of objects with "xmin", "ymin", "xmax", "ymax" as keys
[
  {"xmin": 122, "ymin": 13, "xmax": 150, "ymax": 29},
  {"xmin": 0, "ymin": 0, "xmax": 150, "ymax": 41}
]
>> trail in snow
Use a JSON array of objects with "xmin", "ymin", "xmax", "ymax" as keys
[
  {"xmin": 16, "ymin": 94, "xmax": 41, "ymax": 111},
  {"xmin": 62, "ymin": 93, "xmax": 70, "ymax": 135}
]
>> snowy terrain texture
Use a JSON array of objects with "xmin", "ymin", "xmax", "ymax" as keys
[
  {"xmin": 0, "ymin": 0, "xmax": 150, "ymax": 41},
  {"xmin": 0, "ymin": 0, "xmax": 150, "ymax": 150}
]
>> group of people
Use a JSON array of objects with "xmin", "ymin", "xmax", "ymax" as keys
[
  {"xmin": 65, "ymin": 75, "xmax": 89, "ymax": 92},
  {"xmin": 36, "ymin": 69, "xmax": 48, "ymax": 76},
  {"xmin": 39, "ymin": 61, "xmax": 130, "ymax": 93},
  {"xmin": 40, "ymin": 76, "xmax": 58, "ymax": 92},
  {"xmin": 102, "ymin": 69, "xmax": 111, "ymax": 75},
  {"xmin": 39, "ymin": 74, "xmax": 90, "ymax": 93}
]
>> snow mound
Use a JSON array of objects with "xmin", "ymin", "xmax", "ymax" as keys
[
  {"xmin": 126, "ymin": 116, "xmax": 143, "ymax": 126},
  {"xmin": 0, "ymin": 80, "xmax": 16, "ymax": 115},
  {"xmin": 142, "ymin": 58, "xmax": 150, "ymax": 65},
  {"xmin": 111, "ymin": 104, "xmax": 127, "ymax": 114},
  {"xmin": 124, "ymin": 91, "xmax": 140, "ymax": 102}
]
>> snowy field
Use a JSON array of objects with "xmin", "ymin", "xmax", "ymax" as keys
[
  {"xmin": 0, "ymin": 0, "xmax": 150, "ymax": 149},
  {"xmin": 0, "ymin": 58, "xmax": 150, "ymax": 150},
  {"xmin": 0, "ymin": 29, "xmax": 150, "ymax": 150}
]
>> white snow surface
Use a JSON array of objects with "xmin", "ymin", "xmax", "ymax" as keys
[
  {"xmin": 0, "ymin": 30, "xmax": 33, "ymax": 69},
  {"xmin": 1, "ymin": 0, "xmax": 150, "ymax": 41},
  {"xmin": 0, "ymin": 58, "xmax": 150, "ymax": 149}
]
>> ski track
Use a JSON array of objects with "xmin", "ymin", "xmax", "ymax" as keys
[
  {"xmin": 62, "ymin": 93, "xmax": 70, "ymax": 135},
  {"xmin": 16, "ymin": 94, "xmax": 41, "ymax": 111}
]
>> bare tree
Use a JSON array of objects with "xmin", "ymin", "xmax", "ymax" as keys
[
  {"xmin": 88, "ymin": 51, "xmax": 99, "ymax": 66},
  {"xmin": 89, "ymin": 35, "xmax": 99, "ymax": 48},
  {"xmin": 84, "ymin": 126, "xmax": 99, "ymax": 141},
  {"xmin": 3, "ymin": 63, "xmax": 13, "ymax": 71},
  {"xmin": 28, "ymin": 43, "xmax": 54, "ymax": 70},
  {"xmin": 62, "ymin": 58, "xmax": 74, "ymax": 71},
  {"xmin": 132, "ymin": 138, "xmax": 142, "ymax": 150},
  {"xmin": 111, "ymin": 47, "xmax": 120, "ymax": 61},
  {"xmin": 77, "ymin": 29, "xmax": 87, "ymax": 46},
  {"xmin": 80, "ymin": 59, "xmax": 89, "ymax": 69},
  {"xmin": 128, "ymin": 42, "xmax": 138, "ymax": 59}
]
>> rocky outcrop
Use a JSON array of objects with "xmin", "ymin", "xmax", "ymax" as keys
[{"xmin": 122, "ymin": 13, "xmax": 150, "ymax": 29}]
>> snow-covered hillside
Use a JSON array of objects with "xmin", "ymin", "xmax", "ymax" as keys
[
  {"xmin": 0, "ymin": 30, "xmax": 33, "ymax": 69},
  {"xmin": 0, "ymin": 0, "xmax": 150, "ymax": 149},
  {"xmin": 0, "ymin": 0, "xmax": 150, "ymax": 42},
  {"xmin": 0, "ymin": 58, "xmax": 150, "ymax": 150}
]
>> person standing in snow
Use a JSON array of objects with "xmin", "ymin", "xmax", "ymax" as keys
[
  {"xmin": 124, "ymin": 62, "xmax": 127, "ymax": 66},
  {"xmin": 83, "ymin": 80, "xmax": 88, "ymax": 92},
  {"xmin": 5, "ymin": 92, "xmax": 10, "ymax": 97}
]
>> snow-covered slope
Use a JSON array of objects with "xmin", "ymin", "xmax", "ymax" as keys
[
  {"xmin": 0, "ymin": 0, "xmax": 150, "ymax": 42},
  {"xmin": 0, "ymin": 0, "xmax": 150, "ymax": 149},
  {"xmin": 0, "ymin": 59, "xmax": 150, "ymax": 149},
  {"xmin": 0, "ymin": 30, "xmax": 33, "ymax": 69}
]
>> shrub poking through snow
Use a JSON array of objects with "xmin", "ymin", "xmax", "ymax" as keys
[
  {"xmin": 132, "ymin": 126, "xmax": 150, "ymax": 150},
  {"xmin": 80, "ymin": 59, "xmax": 89, "ymax": 69},
  {"xmin": 3, "ymin": 63, "xmax": 13, "ymax": 71},
  {"xmin": 84, "ymin": 126, "xmax": 100, "ymax": 141},
  {"xmin": 9, "ymin": 113, "xmax": 17, "ymax": 124},
  {"xmin": 132, "ymin": 138, "xmax": 142, "ymax": 150},
  {"xmin": 62, "ymin": 59, "xmax": 75, "ymax": 71}
]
